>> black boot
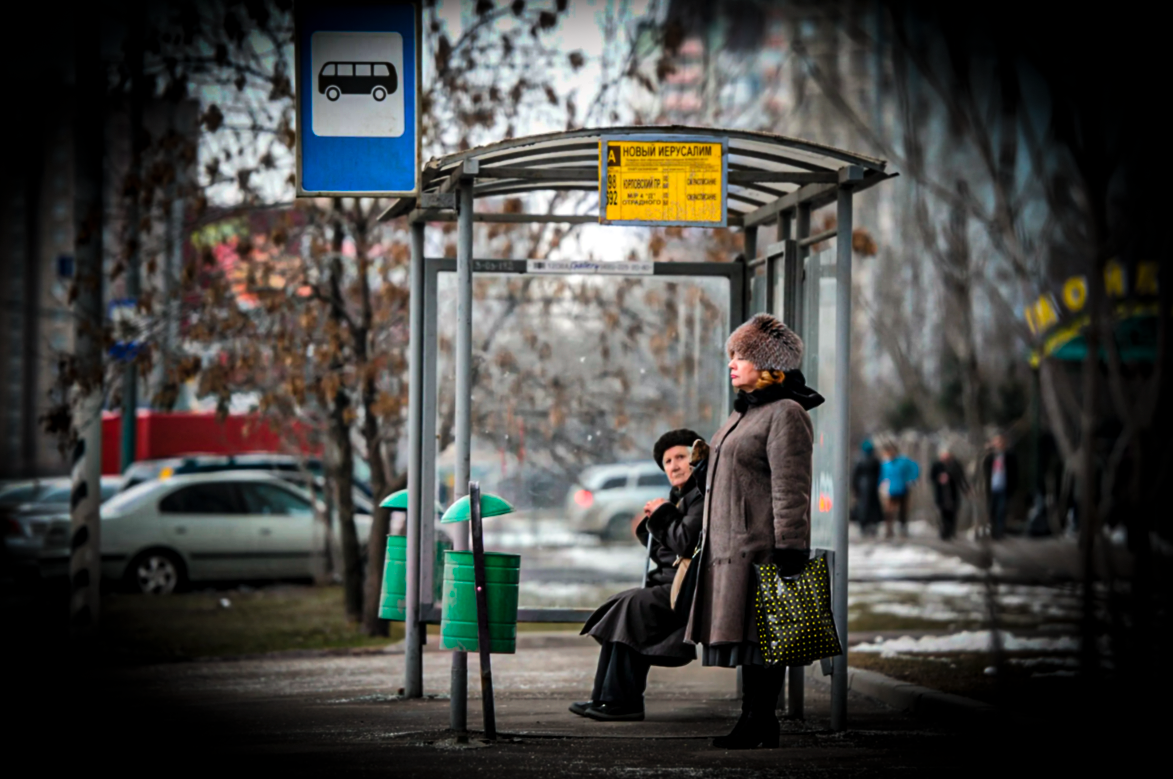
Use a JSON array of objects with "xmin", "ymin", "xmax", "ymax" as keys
[{"xmin": 711, "ymin": 666, "xmax": 782, "ymax": 750}]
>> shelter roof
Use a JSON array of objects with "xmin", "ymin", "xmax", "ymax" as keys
[{"xmin": 381, "ymin": 126, "xmax": 891, "ymax": 226}]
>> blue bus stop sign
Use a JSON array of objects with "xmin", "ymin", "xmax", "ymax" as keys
[{"xmin": 295, "ymin": 1, "xmax": 420, "ymax": 197}]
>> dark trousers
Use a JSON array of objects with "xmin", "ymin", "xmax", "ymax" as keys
[
  {"xmin": 989, "ymin": 491, "xmax": 1007, "ymax": 539},
  {"xmin": 884, "ymin": 493, "xmax": 909, "ymax": 537},
  {"xmin": 591, "ymin": 641, "xmax": 651, "ymax": 705},
  {"xmin": 938, "ymin": 508, "xmax": 956, "ymax": 540}
]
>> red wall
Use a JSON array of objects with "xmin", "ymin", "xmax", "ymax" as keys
[{"xmin": 101, "ymin": 412, "xmax": 317, "ymax": 474}]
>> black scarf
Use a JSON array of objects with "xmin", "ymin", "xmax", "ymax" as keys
[
  {"xmin": 669, "ymin": 473, "xmax": 702, "ymax": 503},
  {"xmin": 734, "ymin": 368, "xmax": 826, "ymax": 413}
]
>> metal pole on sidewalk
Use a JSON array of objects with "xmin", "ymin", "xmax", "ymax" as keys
[
  {"xmin": 404, "ymin": 219, "xmax": 425, "ymax": 698},
  {"xmin": 831, "ymin": 171, "xmax": 859, "ymax": 731},
  {"xmin": 468, "ymin": 482, "xmax": 497, "ymax": 740},
  {"xmin": 451, "ymin": 168, "xmax": 476, "ymax": 733},
  {"xmin": 789, "ymin": 202, "xmax": 811, "ymax": 719}
]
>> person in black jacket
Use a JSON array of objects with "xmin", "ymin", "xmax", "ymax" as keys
[
  {"xmin": 572, "ymin": 429, "xmax": 706, "ymax": 722},
  {"xmin": 930, "ymin": 446, "xmax": 969, "ymax": 540},
  {"xmin": 981, "ymin": 434, "xmax": 1018, "ymax": 539},
  {"xmin": 852, "ymin": 439, "xmax": 883, "ymax": 537}
]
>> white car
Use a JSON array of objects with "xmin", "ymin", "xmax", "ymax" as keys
[
  {"xmin": 94, "ymin": 471, "xmax": 372, "ymax": 594},
  {"xmin": 563, "ymin": 462, "xmax": 671, "ymax": 540}
]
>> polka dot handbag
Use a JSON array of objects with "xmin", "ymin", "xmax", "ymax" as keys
[{"xmin": 753, "ymin": 554, "xmax": 843, "ymax": 667}]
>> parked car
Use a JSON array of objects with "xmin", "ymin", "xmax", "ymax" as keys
[
  {"xmin": 562, "ymin": 462, "xmax": 671, "ymax": 540},
  {"xmin": 84, "ymin": 471, "xmax": 374, "ymax": 594},
  {"xmin": 2, "ymin": 477, "xmax": 122, "ymax": 581},
  {"xmin": 120, "ymin": 453, "xmax": 373, "ymax": 498}
]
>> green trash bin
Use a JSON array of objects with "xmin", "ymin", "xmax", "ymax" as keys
[
  {"xmin": 378, "ymin": 536, "xmax": 409, "ymax": 621},
  {"xmin": 378, "ymin": 535, "xmax": 453, "ymax": 621},
  {"xmin": 439, "ymin": 550, "xmax": 521, "ymax": 653}
]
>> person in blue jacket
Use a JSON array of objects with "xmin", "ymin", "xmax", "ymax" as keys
[{"xmin": 880, "ymin": 443, "xmax": 920, "ymax": 538}]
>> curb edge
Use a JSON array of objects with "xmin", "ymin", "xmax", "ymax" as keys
[{"xmin": 807, "ymin": 664, "xmax": 996, "ymax": 721}]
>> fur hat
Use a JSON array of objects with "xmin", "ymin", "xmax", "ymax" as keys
[
  {"xmin": 726, "ymin": 313, "xmax": 803, "ymax": 372},
  {"xmin": 653, "ymin": 428, "xmax": 703, "ymax": 471}
]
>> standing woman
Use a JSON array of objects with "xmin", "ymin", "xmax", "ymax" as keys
[{"xmin": 685, "ymin": 313, "xmax": 824, "ymax": 749}]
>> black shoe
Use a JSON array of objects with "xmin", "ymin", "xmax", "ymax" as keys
[
  {"xmin": 568, "ymin": 700, "xmax": 594, "ymax": 717},
  {"xmin": 711, "ymin": 711, "xmax": 780, "ymax": 749},
  {"xmin": 584, "ymin": 701, "xmax": 645, "ymax": 721}
]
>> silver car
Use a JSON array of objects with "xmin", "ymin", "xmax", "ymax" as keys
[
  {"xmin": 89, "ymin": 471, "xmax": 372, "ymax": 594},
  {"xmin": 563, "ymin": 462, "xmax": 671, "ymax": 540},
  {"xmin": 2, "ymin": 476, "xmax": 122, "ymax": 580}
]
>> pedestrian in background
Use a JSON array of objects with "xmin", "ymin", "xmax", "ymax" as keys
[
  {"xmin": 880, "ymin": 443, "xmax": 919, "ymax": 538},
  {"xmin": 852, "ymin": 439, "xmax": 883, "ymax": 538},
  {"xmin": 685, "ymin": 313, "xmax": 825, "ymax": 750},
  {"xmin": 930, "ymin": 446, "xmax": 968, "ymax": 540},
  {"xmin": 574, "ymin": 428, "xmax": 705, "ymax": 721},
  {"xmin": 981, "ymin": 433, "xmax": 1018, "ymax": 539}
]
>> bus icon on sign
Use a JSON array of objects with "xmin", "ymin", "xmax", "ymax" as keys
[
  {"xmin": 310, "ymin": 31, "xmax": 404, "ymax": 138},
  {"xmin": 318, "ymin": 61, "xmax": 398, "ymax": 102}
]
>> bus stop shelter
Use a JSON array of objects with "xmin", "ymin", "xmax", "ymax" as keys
[{"xmin": 379, "ymin": 126, "xmax": 892, "ymax": 732}]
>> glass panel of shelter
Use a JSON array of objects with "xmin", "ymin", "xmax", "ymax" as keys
[
  {"xmin": 764, "ymin": 241, "xmax": 839, "ymax": 552},
  {"xmin": 804, "ymin": 247, "xmax": 839, "ymax": 552},
  {"xmin": 430, "ymin": 265, "xmax": 733, "ymax": 610}
]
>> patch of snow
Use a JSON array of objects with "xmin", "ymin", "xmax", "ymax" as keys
[
  {"xmin": 849, "ymin": 543, "xmax": 985, "ymax": 579},
  {"xmin": 1009, "ymin": 656, "xmax": 1079, "ymax": 669},
  {"xmin": 852, "ymin": 630, "xmax": 1081, "ymax": 657},
  {"xmin": 543, "ymin": 544, "xmax": 648, "ymax": 578},
  {"xmin": 518, "ymin": 581, "xmax": 627, "ymax": 607}
]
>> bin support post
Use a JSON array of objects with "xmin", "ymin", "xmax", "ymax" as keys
[
  {"xmin": 404, "ymin": 219, "xmax": 426, "ymax": 699},
  {"xmin": 831, "ymin": 175, "xmax": 857, "ymax": 731},
  {"xmin": 451, "ymin": 170, "xmax": 476, "ymax": 734},
  {"xmin": 469, "ymin": 482, "xmax": 498, "ymax": 739}
]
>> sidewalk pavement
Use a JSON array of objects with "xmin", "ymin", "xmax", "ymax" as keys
[{"xmin": 69, "ymin": 632, "xmax": 1072, "ymax": 779}]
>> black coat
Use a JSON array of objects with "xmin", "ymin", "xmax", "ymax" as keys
[
  {"xmin": 930, "ymin": 459, "xmax": 969, "ymax": 512},
  {"xmin": 580, "ymin": 478, "xmax": 704, "ymax": 662},
  {"xmin": 852, "ymin": 453, "xmax": 883, "ymax": 526},
  {"xmin": 981, "ymin": 450, "xmax": 1019, "ymax": 497}
]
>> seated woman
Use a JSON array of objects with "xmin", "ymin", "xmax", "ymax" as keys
[{"xmin": 571, "ymin": 429, "xmax": 706, "ymax": 721}]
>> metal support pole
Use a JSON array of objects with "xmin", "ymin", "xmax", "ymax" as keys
[
  {"xmin": 744, "ymin": 226, "xmax": 759, "ymax": 314},
  {"xmin": 451, "ymin": 175, "xmax": 475, "ymax": 733},
  {"xmin": 772, "ymin": 213, "xmax": 791, "ymax": 325},
  {"xmin": 788, "ymin": 203, "xmax": 810, "ymax": 719},
  {"xmin": 729, "ymin": 256, "xmax": 747, "ymax": 413},
  {"xmin": 469, "ymin": 482, "xmax": 497, "ymax": 739},
  {"xmin": 830, "ymin": 183, "xmax": 855, "ymax": 732},
  {"xmin": 764, "ymin": 245, "xmax": 778, "ymax": 315},
  {"xmin": 790, "ymin": 204, "xmax": 811, "ymax": 337},
  {"xmin": 421, "ymin": 259, "xmax": 439, "ymax": 607},
  {"xmin": 404, "ymin": 220, "xmax": 425, "ymax": 699}
]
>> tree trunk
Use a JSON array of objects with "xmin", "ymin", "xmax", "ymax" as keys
[
  {"xmin": 330, "ymin": 386, "xmax": 362, "ymax": 622},
  {"xmin": 352, "ymin": 208, "xmax": 395, "ymax": 638},
  {"xmin": 327, "ymin": 205, "xmax": 363, "ymax": 622},
  {"xmin": 362, "ymin": 470, "xmax": 406, "ymax": 636},
  {"xmin": 69, "ymin": 6, "xmax": 106, "ymax": 634}
]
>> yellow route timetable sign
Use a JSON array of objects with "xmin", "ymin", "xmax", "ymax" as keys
[{"xmin": 599, "ymin": 137, "xmax": 727, "ymax": 226}]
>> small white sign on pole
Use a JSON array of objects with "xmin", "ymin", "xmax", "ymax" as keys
[{"xmin": 526, "ymin": 260, "xmax": 654, "ymax": 275}]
